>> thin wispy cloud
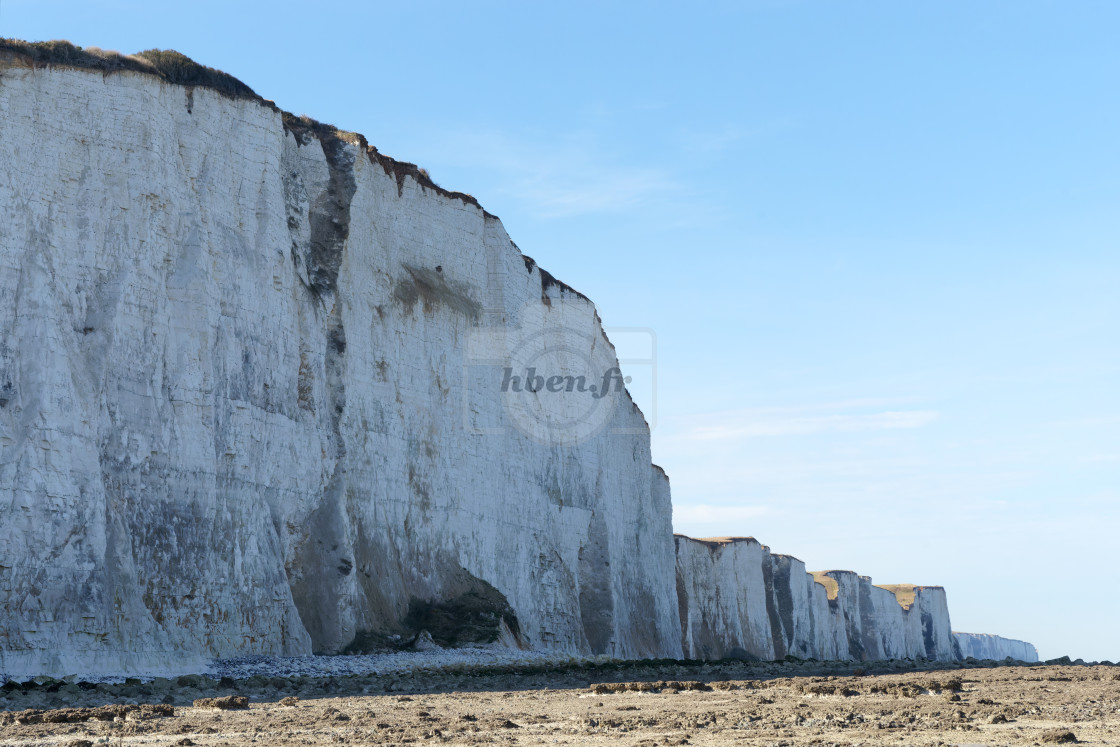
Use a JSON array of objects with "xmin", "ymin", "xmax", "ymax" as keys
[
  {"xmin": 668, "ymin": 400, "xmax": 939, "ymax": 442},
  {"xmin": 688, "ymin": 410, "xmax": 939, "ymax": 441},
  {"xmin": 679, "ymin": 397, "xmax": 924, "ymax": 418}
]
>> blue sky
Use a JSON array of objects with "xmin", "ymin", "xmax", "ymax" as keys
[{"xmin": 5, "ymin": 1, "xmax": 1118, "ymax": 661}]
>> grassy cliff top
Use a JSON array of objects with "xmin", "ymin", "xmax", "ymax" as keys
[
  {"xmin": 877, "ymin": 584, "xmax": 945, "ymax": 611},
  {"xmin": 810, "ymin": 572, "xmax": 840, "ymax": 601},
  {"xmin": 0, "ymin": 40, "xmax": 258, "ymax": 98},
  {"xmin": 0, "ymin": 39, "xmax": 489, "ymax": 213},
  {"xmin": 878, "ymin": 584, "xmax": 917, "ymax": 610}
]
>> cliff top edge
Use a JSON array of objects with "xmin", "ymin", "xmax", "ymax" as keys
[
  {"xmin": 0, "ymin": 38, "xmax": 592, "ymax": 309},
  {"xmin": 675, "ymin": 534, "xmax": 764, "ymax": 548},
  {"xmin": 0, "ymin": 40, "xmax": 482, "ymax": 208}
]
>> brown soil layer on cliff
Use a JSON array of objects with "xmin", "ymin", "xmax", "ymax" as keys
[
  {"xmin": 810, "ymin": 571, "xmax": 840, "ymax": 600},
  {"xmin": 877, "ymin": 583, "xmax": 918, "ymax": 609},
  {"xmin": 2, "ymin": 662, "xmax": 1117, "ymax": 745}
]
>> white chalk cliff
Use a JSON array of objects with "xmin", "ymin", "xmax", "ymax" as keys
[
  {"xmin": 954, "ymin": 633, "xmax": 1038, "ymax": 662},
  {"xmin": 0, "ymin": 46, "xmax": 681, "ymax": 677},
  {"xmin": 0, "ymin": 43, "xmax": 1033, "ymax": 677},
  {"xmin": 675, "ymin": 537, "xmax": 959, "ymax": 662}
]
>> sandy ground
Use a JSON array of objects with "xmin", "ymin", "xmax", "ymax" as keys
[{"xmin": 2, "ymin": 660, "xmax": 1118, "ymax": 746}]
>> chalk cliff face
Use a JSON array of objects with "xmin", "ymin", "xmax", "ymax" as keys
[
  {"xmin": 768, "ymin": 553, "xmax": 847, "ymax": 660},
  {"xmin": 954, "ymin": 633, "xmax": 1039, "ymax": 662},
  {"xmin": 0, "ymin": 44, "xmax": 1037, "ymax": 677},
  {"xmin": 814, "ymin": 573, "xmax": 959, "ymax": 662},
  {"xmin": 675, "ymin": 537, "xmax": 960, "ymax": 662},
  {"xmin": 0, "ymin": 51, "xmax": 682, "ymax": 677},
  {"xmin": 675, "ymin": 537, "xmax": 777, "ymax": 660}
]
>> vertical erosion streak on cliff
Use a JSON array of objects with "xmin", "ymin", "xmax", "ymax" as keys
[
  {"xmin": 768, "ymin": 556, "xmax": 797, "ymax": 659},
  {"xmin": 857, "ymin": 580, "xmax": 879, "ymax": 660},
  {"xmin": 675, "ymin": 565, "xmax": 690, "ymax": 656},
  {"xmin": 826, "ymin": 574, "xmax": 862, "ymax": 661},
  {"xmin": 304, "ymin": 134, "xmax": 357, "ymax": 298},
  {"xmin": 578, "ymin": 511, "xmax": 616, "ymax": 654},
  {"xmin": 760, "ymin": 554, "xmax": 786, "ymax": 660},
  {"xmin": 285, "ymin": 132, "xmax": 361, "ymax": 653},
  {"xmin": 920, "ymin": 608, "xmax": 936, "ymax": 659}
]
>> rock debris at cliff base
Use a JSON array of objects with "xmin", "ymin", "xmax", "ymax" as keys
[{"xmin": 1, "ymin": 662, "xmax": 1115, "ymax": 746}]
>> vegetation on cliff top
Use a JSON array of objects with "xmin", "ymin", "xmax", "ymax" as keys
[
  {"xmin": 878, "ymin": 584, "xmax": 918, "ymax": 610},
  {"xmin": 0, "ymin": 39, "xmax": 258, "ymax": 99},
  {"xmin": 0, "ymin": 39, "xmax": 488, "ymax": 213},
  {"xmin": 810, "ymin": 572, "xmax": 840, "ymax": 601}
]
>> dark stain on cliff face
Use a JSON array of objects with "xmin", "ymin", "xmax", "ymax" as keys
[
  {"xmin": 392, "ymin": 264, "xmax": 481, "ymax": 319},
  {"xmin": 287, "ymin": 477, "xmax": 351, "ymax": 653},
  {"xmin": 406, "ymin": 462, "xmax": 433, "ymax": 514},
  {"xmin": 341, "ymin": 513, "xmax": 411, "ymax": 651},
  {"xmin": 921, "ymin": 609, "xmax": 936, "ymax": 658},
  {"xmin": 857, "ymin": 579, "xmax": 880, "ymax": 661},
  {"xmin": 579, "ymin": 511, "xmax": 615, "ymax": 655},
  {"xmin": 761, "ymin": 557, "xmax": 786, "ymax": 660},
  {"xmin": 304, "ymin": 132, "xmax": 357, "ymax": 297},
  {"xmin": 281, "ymin": 336, "xmax": 349, "ymax": 648},
  {"xmin": 324, "ymin": 313, "xmax": 348, "ymax": 424},
  {"xmin": 769, "ymin": 557, "xmax": 797, "ymax": 657},
  {"xmin": 327, "ymin": 325, "xmax": 347, "ymax": 356},
  {"xmin": 288, "ymin": 305, "xmax": 351, "ymax": 653},
  {"xmin": 675, "ymin": 565, "xmax": 690, "ymax": 654},
  {"xmin": 627, "ymin": 587, "xmax": 661, "ymax": 657},
  {"xmin": 845, "ymin": 613, "xmax": 865, "ymax": 661}
]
